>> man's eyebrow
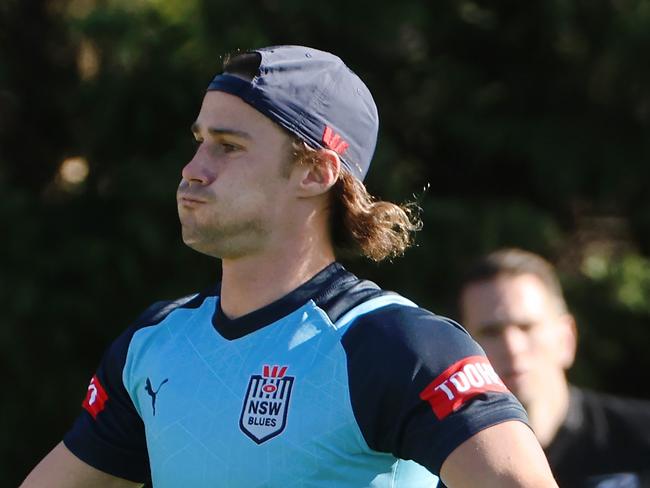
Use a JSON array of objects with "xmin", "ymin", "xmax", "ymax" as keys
[
  {"xmin": 476, "ymin": 319, "xmax": 534, "ymax": 332},
  {"xmin": 190, "ymin": 123, "xmax": 251, "ymax": 139},
  {"xmin": 474, "ymin": 321, "xmax": 507, "ymax": 332}
]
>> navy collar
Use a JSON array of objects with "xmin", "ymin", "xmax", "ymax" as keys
[{"xmin": 212, "ymin": 262, "xmax": 355, "ymax": 340}]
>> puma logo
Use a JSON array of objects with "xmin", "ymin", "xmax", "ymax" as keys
[{"xmin": 145, "ymin": 377, "xmax": 169, "ymax": 416}]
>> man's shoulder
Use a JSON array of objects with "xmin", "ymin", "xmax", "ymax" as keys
[
  {"xmin": 559, "ymin": 385, "xmax": 650, "ymax": 454},
  {"xmin": 133, "ymin": 289, "xmax": 216, "ymax": 328},
  {"xmin": 575, "ymin": 386, "xmax": 650, "ymax": 424},
  {"xmin": 340, "ymin": 301, "xmax": 475, "ymax": 359},
  {"xmin": 114, "ymin": 287, "xmax": 219, "ymax": 346},
  {"xmin": 317, "ymin": 277, "xmax": 480, "ymax": 369},
  {"xmin": 311, "ymin": 273, "xmax": 386, "ymax": 323},
  {"xmin": 549, "ymin": 386, "xmax": 650, "ymax": 484},
  {"xmin": 314, "ymin": 270, "xmax": 463, "ymax": 332}
]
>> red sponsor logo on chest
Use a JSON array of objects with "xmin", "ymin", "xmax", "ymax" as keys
[
  {"xmin": 82, "ymin": 375, "xmax": 109, "ymax": 419},
  {"xmin": 419, "ymin": 355, "xmax": 508, "ymax": 419}
]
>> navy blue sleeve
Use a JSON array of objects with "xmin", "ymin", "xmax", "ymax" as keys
[
  {"xmin": 63, "ymin": 301, "xmax": 175, "ymax": 483},
  {"xmin": 341, "ymin": 305, "xmax": 528, "ymax": 475}
]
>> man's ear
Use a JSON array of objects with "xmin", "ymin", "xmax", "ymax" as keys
[
  {"xmin": 558, "ymin": 313, "xmax": 578, "ymax": 370},
  {"xmin": 293, "ymin": 149, "xmax": 341, "ymax": 198}
]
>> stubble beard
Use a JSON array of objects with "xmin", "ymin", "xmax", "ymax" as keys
[{"xmin": 181, "ymin": 214, "xmax": 270, "ymax": 259}]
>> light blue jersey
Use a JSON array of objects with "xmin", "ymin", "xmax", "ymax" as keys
[{"xmin": 65, "ymin": 263, "xmax": 527, "ymax": 486}]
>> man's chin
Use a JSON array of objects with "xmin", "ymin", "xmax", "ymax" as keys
[
  {"xmin": 507, "ymin": 384, "xmax": 536, "ymax": 407},
  {"xmin": 503, "ymin": 374, "xmax": 529, "ymax": 399},
  {"xmin": 181, "ymin": 234, "xmax": 219, "ymax": 257},
  {"xmin": 180, "ymin": 222, "xmax": 267, "ymax": 259}
]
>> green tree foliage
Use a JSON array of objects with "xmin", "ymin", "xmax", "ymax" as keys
[{"xmin": 2, "ymin": 0, "xmax": 650, "ymax": 483}]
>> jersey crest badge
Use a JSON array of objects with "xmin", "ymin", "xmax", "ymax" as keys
[{"xmin": 239, "ymin": 365, "xmax": 294, "ymax": 444}]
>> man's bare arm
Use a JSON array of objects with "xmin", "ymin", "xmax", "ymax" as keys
[
  {"xmin": 440, "ymin": 420, "xmax": 558, "ymax": 487},
  {"xmin": 21, "ymin": 442, "xmax": 143, "ymax": 488}
]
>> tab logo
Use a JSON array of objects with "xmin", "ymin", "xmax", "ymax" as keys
[
  {"xmin": 82, "ymin": 375, "xmax": 109, "ymax": 419},
  {"xmin": 322, "ymin": 126, "xmax": 349, "ymax": 155},
  {"xmin": 420, "ymin": 356, "xmax": 508, "ymax": 419},
  {"xmin": 239, "ymin": 365, "xmax": 294, "ymax": 444}
]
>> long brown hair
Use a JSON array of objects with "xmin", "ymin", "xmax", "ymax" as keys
[{"xmin": 292, "ymin": 142, "xmax": 421, "ymax": 262}]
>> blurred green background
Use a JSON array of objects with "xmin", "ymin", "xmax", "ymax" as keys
[{"xmin": 2, "ymin": 0, "xmax": 650, "ymax": 484}]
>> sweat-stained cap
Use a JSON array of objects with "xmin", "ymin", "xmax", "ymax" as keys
[{"xmin": 207, "ymin": 45, "xmax": 379, "ymax": 181}]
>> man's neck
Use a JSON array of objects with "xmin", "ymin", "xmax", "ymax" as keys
[
  {"xmin": 525, "ymin": 375, "xmax": 571, "ymax": 448},
  {"xmin": 219, "ymin": 240, "xmax": 336, "ymax": 319}
]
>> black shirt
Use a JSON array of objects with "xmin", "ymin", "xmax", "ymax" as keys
[{"xmin": 545, "ymin": 386, "xmax": 650, "ymax": 487}]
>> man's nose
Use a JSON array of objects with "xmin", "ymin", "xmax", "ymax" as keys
[
  {"xmin": 181, "ymin": 146, "xmax": 216, "ymax": 185},
  {"xmin": 501, "ymin": 325, "xmax": 529, "ymax": 358}
]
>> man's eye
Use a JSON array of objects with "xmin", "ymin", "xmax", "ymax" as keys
[
  {"xmin": 477, "ymin": 327, "xmax": 501, "ymax": 339},
  {"xmin": 517, "ymin": 323, "xmax": 535, "ymax": 333},
  {"xmin": 221, "ymin": 143, "xmax": 240, "ymax": 153}
]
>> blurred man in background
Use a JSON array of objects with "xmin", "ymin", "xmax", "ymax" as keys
[{"xmin": 458, "ymin": 248, "xmax": 650, "ymax": 487}]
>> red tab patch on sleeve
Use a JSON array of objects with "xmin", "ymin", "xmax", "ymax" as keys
[
  {"xmin": 419, "ymin": 355, "xmax": 508, "ymax": 420},
  {"xmin": 82, "ymin": 375, "xmax": 109, "ymax": 419}
]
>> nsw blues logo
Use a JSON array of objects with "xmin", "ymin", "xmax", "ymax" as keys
[{"xmin": 239, "ymin": 365, "xmax": 294, "ymax": 444}]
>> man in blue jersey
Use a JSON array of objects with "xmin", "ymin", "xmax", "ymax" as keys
[{"xmin": 22, "ymin": 46, "xmax": 557, "ymax": 487}]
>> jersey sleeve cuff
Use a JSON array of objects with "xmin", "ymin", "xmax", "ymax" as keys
[
  {"xmin": 429, "ymin": 403, "xmax": 529, "ymax": 474},
  {"xmin": 63, "ymin": 425, "xmax": 150, "ymax": 483}
]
